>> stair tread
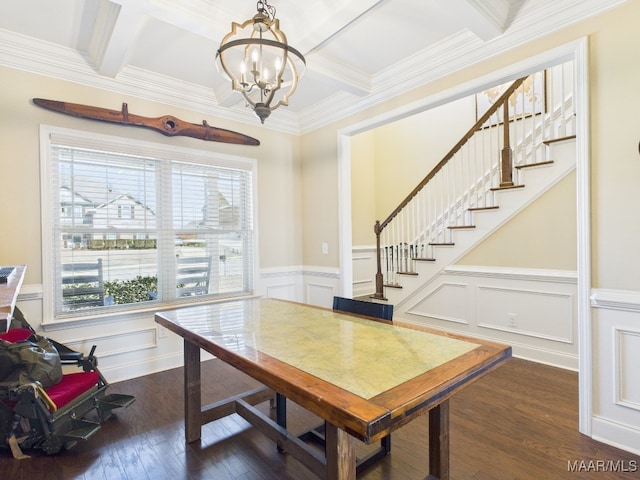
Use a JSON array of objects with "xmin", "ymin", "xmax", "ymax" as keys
[
  {"xmin": 543, "ymin": 134, "xmax": 576, "ymax": 145},
  {"xmin": 515, "ymin": 160, "xmax": 554, "ymax": 169},
  {"xmin": 490, "ymin": 184, "xmax": 525, "ymax": 191},
  {"xmin": 468, "ymin": 205, "xmax": 499, "ymax": 211},
  {"xmin": 375, "ymin": 113, "xmax": 568, "ymax": 301}
]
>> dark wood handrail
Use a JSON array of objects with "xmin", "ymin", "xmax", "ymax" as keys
[
  {"xmin": 377, "ymin": 75, "xmax": 527, "ymax": 232},
  {"xmin": 373, "ymin": 75, "xmax": 529, "ymax": 299}
]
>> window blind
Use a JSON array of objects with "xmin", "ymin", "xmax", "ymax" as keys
[{"xmin": 41, "ymin": 126, "xmax": 255, "ymax": 320}]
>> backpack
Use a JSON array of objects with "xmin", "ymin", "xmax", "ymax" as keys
[{"xmin": 0, "ymin": 307, "xmax": 62, "ymax": 389}]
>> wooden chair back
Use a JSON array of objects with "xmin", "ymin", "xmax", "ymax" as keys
[
  {"xmin": 62, "ymin": 258, "xmax": 104, "ymax": 308},
  {"xmin": 332, "ymin": 296, "xmax": 393, "ymax": 321},
  {"xmin": 176, "ymin": 256, "xmax": 211, "ymax": 296}
]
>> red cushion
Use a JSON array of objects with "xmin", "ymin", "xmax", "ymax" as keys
[
  {"xmin": 0, "ymin": 328, "xmax": 32, "ymax": 343},
  {"xmin": 45, "ymin": 371, "xmax": 100, "ymax": 410}
]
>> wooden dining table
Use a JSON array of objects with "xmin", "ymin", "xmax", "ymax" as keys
[
  {"xmin": 155, "ymin": 297, "xmax": 511, "ymax": 480},
  {"xmin": 0, "ymin": 265, "xmax": 25, "ymax": 333}
]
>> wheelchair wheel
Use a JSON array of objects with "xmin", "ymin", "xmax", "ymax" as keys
[{"xmin": 41, "ymin": 434, "xmax": 65, "ymax": 455}]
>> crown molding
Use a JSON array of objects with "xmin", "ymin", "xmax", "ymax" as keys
[
  {"xmin": 297, "ymin": 0, "xmax": 628, "ymax": 134},
  {"xmin": 0, "ymin": 28, "xmax": 301, "ymax": 135},
  {"xmin": 0, "ymin": 0, "xmax": 629, "ymax": 137}
]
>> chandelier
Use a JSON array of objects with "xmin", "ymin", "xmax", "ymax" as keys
[{"xmin": 216, "ymin": 1, "xmax": 306, "ymax": 124}]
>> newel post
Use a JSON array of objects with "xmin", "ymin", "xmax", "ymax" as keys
[
  {"xmin": 372, "ymin": 220, "xmax": 386, "ymax": 300},
  {"xmin": 500, "ymin": 101, "xmax": 514, "ymax": 187}
]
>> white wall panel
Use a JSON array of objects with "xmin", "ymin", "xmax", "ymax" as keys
[
  {"xmin": 306, "ymin": 282, "xmax": 336, "ymax": 307},
  {"xmin": 615, "ymin": 328, "xmax": 640, "ymax": 411},
  {"xmin": 265, "ymin": 283, "xmax": 298, "ymax": 301},
  {"xmin": 352, "ymin": 246, "xmax": 376, "ymax": 297},
  {"xmin": 395, "ymin": 266, "xmax": 578, "ymax": 369},
  {"xmin": 260, "ymin": 266, "xmax": 303, "ymax": 301},
  {"xmin": 476, "ymin": 285, "xmax": 573, "ymax": 343},
  {"xmin": 64, "ymin": 328, "xmax": 157, "ymax": 358},
  {"xmin": 592, "ymin": 289, "xmax": 640, "ymax": 455},
  {"xmin": 407, "ymin": 282, "xmax": 469, "ymax": 325}
]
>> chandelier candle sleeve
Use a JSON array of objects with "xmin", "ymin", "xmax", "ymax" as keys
[{"xmin": 216, "ymin": 0, "xmax": 305, "ymax": 124}]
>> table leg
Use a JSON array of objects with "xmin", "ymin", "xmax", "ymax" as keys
[
  {"xmin": 276, "ymin": 393, "xmax": 287, "ymax": 453},
  {"xmin": 427, "ymin": 400, "xmax": 450, "ymax": 480},
  {"xmin": 325, "ymin": 422, "xmax": 356, "ymax": 480},
  {"xmin": 184, "ymin": 340, "xmax": 202, "ymax": 443}
]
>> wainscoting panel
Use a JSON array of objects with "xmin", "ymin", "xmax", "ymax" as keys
[
  {"xmin": 306, "ymin": 282, "xmax": 336, "ymax": 307},
  {"xmin": 352, "ymin": 246, "xmax": 377, "ymax": 298},
  {"xmin": 397, "ymin": 266, "xmax": 578, "ymax": 369},
  {"xmin": 615, "ymin": 328, "xmax": 640, "ymax": 411},
  {"xmin": 260, "ymin": 266, "xmax": 303, "ymax": 301},
  {"xmin": 64, "ymin": 328, "xmax": 157, "ymax": 358},
  {"xmin": 407, "ymin": 282, "xmax": 469, "ymax": 325},
  {"xmin": 591, "ymin": 289, "xmax": 640, "ymax": 455},
  {"xmin": 260, "ymin": 266, "xmax": 340, "ymax": 307},
  {"xmin": 303, "ymin": 266, "xmax": 341, "ymax": 307},
  {"xmin": 265, "ymin": 282, "xmax": 299, "ymax": 301},
  {"xmin": 476, "ymin": 285, "xmax": 573, "ymax": 343}
]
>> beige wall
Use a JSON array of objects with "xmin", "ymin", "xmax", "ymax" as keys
[
  {"xmin": 300, "ymin": 0, "xmax": 640, "ymax": 291},
  {"xmin": 589, "ymin": 2, "xmax": 640, "ymax": 290},
  {"xmin": 459, "ymin": 171, "xmax": 577, "ymax": 269},
  {"xmin": 300, "ymin": 126, "xmax": 341, "ymax": 266},
  {"xmin": 372, "ymin": 96, "xmax": 475, "ymax": 219},
  {"xmin": 350, "ymin": 131, "xmax": 376, "ymax": 246},
  {"xmin": 0, "ymin": 67, "xmax": 303, "ymax": 286},
  {"xmin": 2, "ymin": 1, "xmax": 639, "ymax": 291}
]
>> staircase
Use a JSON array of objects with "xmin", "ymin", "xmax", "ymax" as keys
[{"xmin": 370, "ymin": 61, "xmax": 576, "ymax": 309}]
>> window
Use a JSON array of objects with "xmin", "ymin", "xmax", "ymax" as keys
[{"xmin": 41, "ymin": 126, "xmax": 256, "ymax": 322}]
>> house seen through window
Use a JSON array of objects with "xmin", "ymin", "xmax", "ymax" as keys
[{"xmin": 41, "ymin": 127, "xmax": 255, "ymax": 321}]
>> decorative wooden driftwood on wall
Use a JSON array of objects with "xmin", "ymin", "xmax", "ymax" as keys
[{"xmin": 32, "ymin": 98, "xmax": 260, "ymax": 146}]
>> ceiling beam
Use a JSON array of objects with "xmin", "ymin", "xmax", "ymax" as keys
[
  {"xmin": 437, "ymin": 0, "xmax": 515, "ymax": 41},
  {"xmin": 307, "ymin": 52, "xmax": 371, "ymax": 97},
  {"xmin": 85, "ymin": 0, "xmax": 150, "ymax": 78}
]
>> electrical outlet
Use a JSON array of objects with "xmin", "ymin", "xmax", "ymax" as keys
[
  {"xmin": 507, "ymin": 313, "xmax": 517, "ymax": 328},
  {"xmin": 158, "ymin": 326, "xmax": 167, "ymax": 339},
  {"xmin": 321, "ymin": 242, "xmax": 329, "ymax": 255}
]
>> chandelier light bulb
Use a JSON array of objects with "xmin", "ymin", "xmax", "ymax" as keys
[{"xmin": 215, "ymin": 0, "xmax": 306, "ymax": 124}]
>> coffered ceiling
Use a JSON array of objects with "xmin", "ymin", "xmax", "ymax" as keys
[{"xmin": 0, "ymin": 0, "xmax": 628, "ymax": 134}]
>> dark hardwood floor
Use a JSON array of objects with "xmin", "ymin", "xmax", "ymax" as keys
[{"xmin": 1, "ymin": 358, "xmax": 639, "ymax": 479}]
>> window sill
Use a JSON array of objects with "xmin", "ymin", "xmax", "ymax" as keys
[{"xmin": 42, "ymin": 292, "xmax": 260, "ymax": 332}]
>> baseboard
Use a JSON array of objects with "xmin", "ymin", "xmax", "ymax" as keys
[
  {"xmin": 510, "ymin": 342, "xmax": 579, "ymax": 371},
  {"xmin": 102, "ymin": 351, "xmax": 183, "ymax": 384},
  {"xmin": 591, "ymin": 415, "xmax": 640, "ymax": 457}
]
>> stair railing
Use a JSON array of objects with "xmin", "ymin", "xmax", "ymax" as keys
[{"xmin": 372, "ymin": 75, "xmax": 530, "ymax": 299}]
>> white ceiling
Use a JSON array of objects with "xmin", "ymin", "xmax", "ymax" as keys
[{"xmin": 0, "ymin": 0, "xmax": 628, "ymax": 134}]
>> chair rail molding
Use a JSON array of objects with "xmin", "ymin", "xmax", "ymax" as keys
[{"xmin": 591, "ymin": 288, "xmax": 640, "ymax": 313}]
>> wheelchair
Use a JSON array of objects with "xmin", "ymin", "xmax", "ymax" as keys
[{"xmin": 0, "ymin": 309, "xmax": 135, "ymax": 458}]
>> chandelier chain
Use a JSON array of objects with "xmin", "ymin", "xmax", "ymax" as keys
[{"xmin": 256, "ymin": 0, "xmax": 276, "ymax": 21}]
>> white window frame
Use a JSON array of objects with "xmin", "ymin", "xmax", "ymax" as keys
[{"xmin": 40, "ymin": 125, "xmax": 259, "ymax": 325}]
